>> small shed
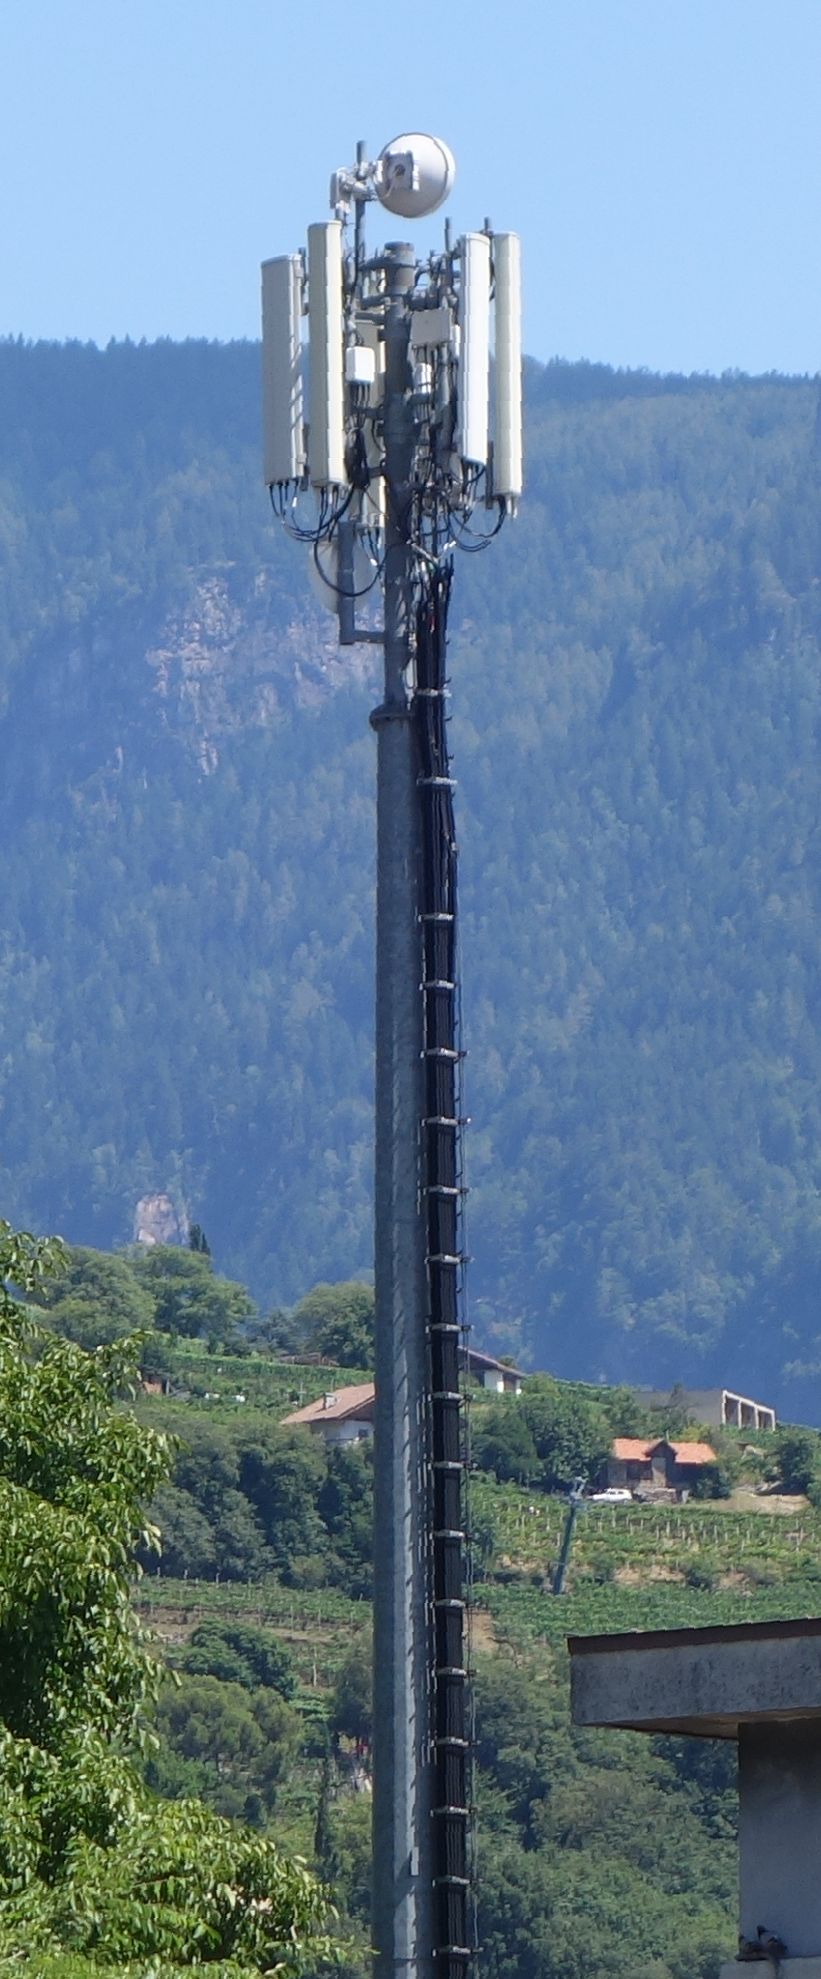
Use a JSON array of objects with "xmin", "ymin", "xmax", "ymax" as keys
[
  {"xmin": 464, "ymin": 1348, "xmax": 524, "ymax": 1395},
  {"xmin": 139, "ymin": 1372, "xmax": 172, "ymax": 1397}
]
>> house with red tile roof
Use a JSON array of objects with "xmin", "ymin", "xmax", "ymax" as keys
[
  {"xmin": 281, "ymin": 1343, "xmax": 525, "ymax": 1445},
  {"xmin": 603, "ymin": 1436, "xmax": 717, "ymax": 1497},
  {"xmin": 281, "ymin": 1382, "xmax": 375, "ymax": 1445}
]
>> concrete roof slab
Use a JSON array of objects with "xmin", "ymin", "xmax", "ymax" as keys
[{"xmin": 569, "ymin": 1618, "xmax": 821, "ymax": 1739}]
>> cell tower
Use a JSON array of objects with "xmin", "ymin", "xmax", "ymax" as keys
[{"xmin": 261, "ymin": 135, "xmax": 522, "ymax": 1979}]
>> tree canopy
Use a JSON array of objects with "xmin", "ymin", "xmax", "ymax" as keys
[
  {"xmin": 0, "ymin": 1221, "xmax": 333, "ymax": 1973},
  {"xmin": 291, "ymin": 1281, "xmax": 375, "ymax": 1368}
]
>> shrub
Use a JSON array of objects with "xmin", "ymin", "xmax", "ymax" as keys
[{"xmin": 774, "ymin": 1426, "xmax": 820, "ymax": 1496}]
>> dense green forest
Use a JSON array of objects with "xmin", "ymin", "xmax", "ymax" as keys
[
  {"xmin": 12, "ymin": 1232, "xmax": 821, "ymax": 1979},
  {"xmin": 2, "ymin": 339, "xmax": 821, "ymax": 1409}
]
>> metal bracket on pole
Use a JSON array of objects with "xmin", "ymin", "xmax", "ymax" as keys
[{"xmin": 336, "ymin": 520, "xmax": 356, "ymax": 645}]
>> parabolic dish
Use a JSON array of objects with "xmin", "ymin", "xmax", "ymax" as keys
[{"xmin": 376, "ymin": 134, "xmax": 456, "ymax": 219}]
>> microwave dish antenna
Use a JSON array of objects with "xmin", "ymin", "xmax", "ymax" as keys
[{"xmin": 376, "ymin": 133, "xmax": 456, "ymax": 218}]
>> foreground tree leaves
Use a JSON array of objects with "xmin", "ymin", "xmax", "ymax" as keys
[{"xmin": 0, "ymin": 1221, "xmax": 335, "ymax": 1973}]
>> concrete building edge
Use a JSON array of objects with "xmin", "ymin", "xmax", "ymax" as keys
[{"xmin": 721, "ymin": 1963, "xmax": 821, "ymax": 1977}]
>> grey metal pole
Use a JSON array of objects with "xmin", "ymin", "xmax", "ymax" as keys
[{"xmin": 370, "ymin": 240, "xmax": 435, "ymax": 1979}]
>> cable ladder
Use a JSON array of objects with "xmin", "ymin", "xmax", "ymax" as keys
[{"xmin": 414, "ymin": 561, "xmax": 475, "ymax": 1975}]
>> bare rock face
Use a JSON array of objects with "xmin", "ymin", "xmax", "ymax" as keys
[
  {"xmin": 134, "ymin": 1192, "xmax": 187, "ymax": 1247},
  {"xmin": 146, "ymin": 571, "xmax": 378, "ymax": 770}
]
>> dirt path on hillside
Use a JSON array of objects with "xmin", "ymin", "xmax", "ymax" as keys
[
  {"xmin": 728, "ymin": 1489, "xmax": 809, "ymax": 1514},
  {"xmin": 470, "ymin": 1608, "xmax": 497, "ymax": 1655}
]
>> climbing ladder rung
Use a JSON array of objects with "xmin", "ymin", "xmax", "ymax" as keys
[
  {"xmin": 422, "ymin": 978, "xmax": 457, "ymax": 991},
  {"xmin": 424, "ymin": 1046, "xmax": 464, "ymax": 1060},
  {"xmin": 425, "ymin": 1184, "xmax": 466, "ymax": 1198},
  {"xmin": 418, "ymin": 775, "xmax": 457, "ymax": 788},
  {"xmin": 420, "ymin": 912, "xmax": 454, "ymax": 923},
  {"xmin": 427, "ymin": 1254, "xmax": 467, "ymax": 1267},
  {"xmin": 423, "ymin": 1116, "xmax": 467, "ymax": 1128}
]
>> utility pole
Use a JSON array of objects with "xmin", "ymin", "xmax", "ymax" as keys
[
  {"xmin": 261, "ymin": 137, "xmax": 522, "ymax": 1979},
  {"xmin": 552, "ymin": 1477, "xmax": 587, "ymax": 1595}
]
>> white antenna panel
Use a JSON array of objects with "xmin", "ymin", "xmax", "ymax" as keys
[
  {"xmin": 307, "ymin": 222, "xmax": 347, "ymax": 489},
  {"xmin": 261, "ymin": 256, "xmax": 305, "ymax": 486},
  {"xmin": 493, "ymin": 233, "xmax": 523, "ymax": 501},
  {"xmin": 457, "ymin": 233, "xmax": 490, "ymax": 469}
]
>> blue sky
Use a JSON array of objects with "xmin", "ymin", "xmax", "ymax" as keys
[{"xmin": 2, "ymin": 0, "xmax": 819, "ymax": 375}]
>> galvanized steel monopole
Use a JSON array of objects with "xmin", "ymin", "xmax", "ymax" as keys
[{"xmin": 261, "ymin": 136, "xmax": 522, "ymax": 1979}]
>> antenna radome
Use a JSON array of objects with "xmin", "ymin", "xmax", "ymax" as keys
[
  {"xmin": 307, "ymin": 222, "xmax": 347, "ymax": 489},
  {"xmin": 261, "ymin": 255, "xmax": 305, "ymax": 487},
  {"xmin": 376, "ymin": 134, "xmax": 456, "ymax": 218},
  {"xmin": 492, "ymin": 232, "xmax": 523, "ymax": 502}
]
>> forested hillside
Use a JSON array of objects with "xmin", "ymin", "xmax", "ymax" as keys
[{"xmin": 2, "ymin": 339, "xmax": 821, "ymax": 1409}]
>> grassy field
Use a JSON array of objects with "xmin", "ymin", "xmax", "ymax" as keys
[
  {"xmin": 139, "ymin": 1573, "xmax": 368, "ymax": 1691},
  {"xmin": 137, "ymin": 1343, "xmax": 372, "ymax": 1417},
  {"xmin": 470, "ymin": 1473, "xmax": 821, "ymax": 1581},
  {"xmin": 137, "ymin": 1472, "xmax": 821, "ymax": 1679}
]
